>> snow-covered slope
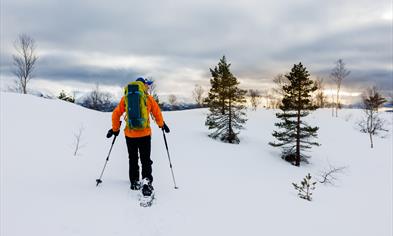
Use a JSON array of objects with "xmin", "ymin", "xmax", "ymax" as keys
[{"xmin": 1, "ymin": 92, "xmax": 392, "ymax": 236}]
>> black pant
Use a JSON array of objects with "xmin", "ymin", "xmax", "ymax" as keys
[{"xmin": 125, "ymin": 135, "xmax": 153, "ymax": 183}]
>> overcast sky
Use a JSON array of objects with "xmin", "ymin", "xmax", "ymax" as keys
[{"xmin": 0, "ymin": 0, "xmax": 392, "ymax": 101}]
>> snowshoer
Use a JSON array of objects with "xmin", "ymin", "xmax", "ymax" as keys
[{"xmin": 108, "ymin": 77, "xmax": 170, "ymax": 198}]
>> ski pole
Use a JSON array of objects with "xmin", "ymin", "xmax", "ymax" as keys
[
  {"xmin": 96, "ymin": 130, "xmax": 119, "ymax": 187},
  {"xmin": 162, "ymin": 129, "xmax": 178, "ymax": 189}
]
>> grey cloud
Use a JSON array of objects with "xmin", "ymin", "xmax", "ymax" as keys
[
  {"xmin": 272, "ymin": 24, "xmax": 391, "ymax": 62},
  {"xmin": 37, "ymin": 65, "xmax": 135, "ymax": 86},
  {"xmin": 241, "ymin": 23, "xmax": 393, "ymax": 89},
  {"xmin": 1, "ymin": 52, "xmax": 142, "ymax": 86},
  {"xmin": 1, "ymin": 0, "xmax": 392, "ymax": 96}
]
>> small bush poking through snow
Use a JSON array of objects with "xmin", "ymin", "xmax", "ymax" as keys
[{"xmin": 292, "ymin": 173, "xmax": 317, "ymax": 201}]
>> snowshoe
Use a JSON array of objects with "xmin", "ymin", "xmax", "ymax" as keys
[
  {"xmin": 142, "ymin": 183, "xmax": 154, "ymax": 196},
  {"xmin": 139, "ymin": 178, "xmax": 155, "ymax": 207}
]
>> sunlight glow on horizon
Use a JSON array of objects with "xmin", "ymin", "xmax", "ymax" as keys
[{"xmin": 381, "ymin": 10, "xmax": 393, "ymax": 21}]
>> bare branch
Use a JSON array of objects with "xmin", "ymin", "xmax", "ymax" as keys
[
  {"xmin": 73, "ymin": 125, "xmax": 86, "ymax": 156},
  {"xmin": 318, "ymin": 164, "xmax": 348, "ymax": 185}
]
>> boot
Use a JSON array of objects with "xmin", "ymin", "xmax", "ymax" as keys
[
  {"xmin": 130, "ymin": 180, "xmax": 141, "ymax": 190},
  {"xmin": 141, "ymin": 178, "xmax": 154, "ymax": 196}
]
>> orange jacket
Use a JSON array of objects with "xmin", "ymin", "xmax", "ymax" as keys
[{"xmin": 112, "ymin": 95, "xmax": 164, "ymax": 138}]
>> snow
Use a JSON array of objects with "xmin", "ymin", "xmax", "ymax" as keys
[{"xmin": 1, "ymin": 92, "xmax": 392, "ymax": 236}]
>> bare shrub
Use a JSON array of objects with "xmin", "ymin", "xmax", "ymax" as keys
[
  {"xmin": 317, "ymin": 163, "xmax": 348, "ymax": 185},
  {"xmin": 168, "ymin": 94, "xmax": 177, "ymax": 106},
  {"xmin": 73, "ymin": 125, "xmax": 86, "ymax": 156},
  {"xmin": 193, "ymin": 84, "xmax": 205, "ymax": 107},
  {"xmin": 12, "ymin": 34, "xmax": 38, "ymax": 94},
  {"xmin": 248, "ymin": 89, "xmax": 261, "ymax": 111},
  {"xmin": 358, "ymin": 86, "xmax": 388, "ymax": 148}
]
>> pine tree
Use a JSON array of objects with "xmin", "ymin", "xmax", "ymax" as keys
[
  {"xmin": 58, "ymin": 90, "xmax": 67, "ymax": 100},
  {"xmin": 58, "ymin": 90, "xmax": 75, "ymax": 103},
  {"xmin": 269, "ymin": 63, "xmax": 319, "ymax": 166},
  {"xmin": 205, "ymin": 56, "xmax": 247, "ymax": 144},
  {"xmin": 292, "ymin": 173, "xmax": 317, "ymax": 201}
]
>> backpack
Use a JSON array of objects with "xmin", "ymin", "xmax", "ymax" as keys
[{"xmin": 124, "ymin": 81, "xmax": 149, "ymax": 130}]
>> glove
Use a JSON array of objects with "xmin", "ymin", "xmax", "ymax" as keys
[
  {"xmin": 106, "ymin": 129, "xmax": 120, "ymax": 138},
  {"xmin": 161, "ymin": 123, "xmax": 170, "ymax": 133}
]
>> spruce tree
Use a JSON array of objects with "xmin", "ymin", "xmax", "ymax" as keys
[
  {"xmin": 269, "ymin": 63, "xmax": 319, "ymax": 166},
  {"xmin": 205, "ymin": 56, "xmax": 247, "ymax": 144}
]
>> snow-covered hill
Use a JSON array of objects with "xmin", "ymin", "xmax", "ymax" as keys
[{"xmin": 1, "ymin": 92, "xmax": 392, "ymax": 236}]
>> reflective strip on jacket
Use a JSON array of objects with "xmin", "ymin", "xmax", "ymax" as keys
[{"xmin": 112, "ymin": 95, "xmax": 164, "ymax": 138}]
